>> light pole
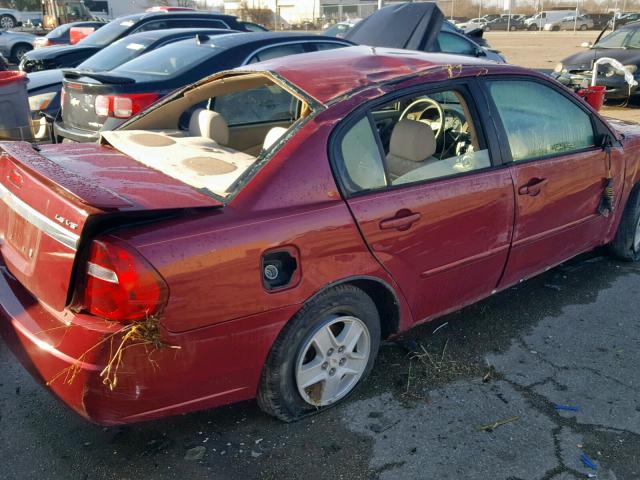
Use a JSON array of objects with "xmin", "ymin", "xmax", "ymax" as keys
[{"xmin": 378, "ymin": 0, "xmax": 384, "ymax": 9}]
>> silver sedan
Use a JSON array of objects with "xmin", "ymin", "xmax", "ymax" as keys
[{"xmin": 0, "ymin": 30, "xmax": 34, "ymax": 63}]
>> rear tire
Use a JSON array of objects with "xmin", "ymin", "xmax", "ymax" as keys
[
  {"xmin": 257, "ymin": 284, "xmax": 381, "ymax": 422},
  {"xmin": 580, "ymin": 24, "xmax": 588, "ymax": 30},
  {"xmin": 0, "ymin": 14, "xmax": 15, "ymax": 30},
  {"xmin": 509, "ymin": 25, "xmax": 517, "ymax": 31},
  {"xmin": 484, "ymin": 25, "xmax": 491, "ymax": 31},
  {"xmin": 528, "ymin": 24, "xmax": 537, "ymax": 31},
  {"xmin": 609, "ymin": 184, "xmax": 640, "ymax": 261}
]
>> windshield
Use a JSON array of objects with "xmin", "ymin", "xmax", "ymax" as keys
[
  {"xmin": 78, "ymin": 16, "xmax": 140, "ymax": 46},
  {"xmin": 110, "ymin": 42, "xmax": 219, "ymax": 80},
  {"xmin": 594, "ymin": 28, "xmax": 629, "ymax": 48},
  {"xmin": 46, "ymin": 24, "xmax": 70, "ymax": 38},
  {"xmin": 77, "ymin": 36, "xmax": 155, "ymax": 71}
]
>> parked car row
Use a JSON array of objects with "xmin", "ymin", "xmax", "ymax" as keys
[
  {"xmin": 10, "ymin": 2, "xmax": 640, "ymax": 429},
  {"xmin": 454, "ymin": 11, "xmax": 613, "ymax": 31}
]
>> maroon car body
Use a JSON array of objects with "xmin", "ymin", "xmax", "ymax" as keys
[{"xmin": 1, "ymin": 46, "xmax": 640, "ymax": 425}]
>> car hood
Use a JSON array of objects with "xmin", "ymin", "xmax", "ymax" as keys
[
  {"xmin": 562, "ymin": 48, "xmax": 640, "ymax": 69},
  {"xmin": 27, "ymin": 69, "xmax": 64, "ymax": 91},
  {"xmin": 344, "ymin": 2, "xmax": 444, "ymax": 51},
  {"xmin": 22, "ymin": 44, "xmax": 98, "ymax": 61},
  {"xmin": 0, "ymin": 31, "xmax": 36, "ymax": 42}
]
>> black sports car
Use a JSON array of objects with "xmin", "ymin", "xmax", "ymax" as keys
[
  {"xmin": 26, "ymin": 28, "xmax": 237, "ymax": 125},
  {"xmin": 20, "ymin": 11, "xmax": 248, "ymax": 72},
  {"xmin": 54, "ymin": 32, "xmax": 353, "ymax": 143}
]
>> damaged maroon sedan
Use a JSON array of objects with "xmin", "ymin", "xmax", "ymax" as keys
[{"xmin": 2, "ymin": 46, "xmax": 640, "ymax": 425}]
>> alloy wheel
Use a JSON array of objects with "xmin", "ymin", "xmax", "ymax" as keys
[
  {"xmin": 0, "ymin": 16, "xmax": 15, "ymax": 29},
  {"xmin": 295, "ymin": 315, "xmax": 371, "ymax": 407}
]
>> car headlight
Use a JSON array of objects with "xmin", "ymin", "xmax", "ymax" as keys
[
  {"xmin": 624, "ymin": 64, "xmax": 638, "ymax": 74},
  {"xmin": 553, "ymin": 63, "xmax": 563, "ymax": 73},
  {"xmin": 28, "ymin": 91, "xmax": 57, "ymax": 112}
]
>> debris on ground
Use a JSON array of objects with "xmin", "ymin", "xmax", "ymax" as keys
[
  {"xmin": 555, "ymin": 404, "xmax": 581, "ymax": 412},
  {"xmin": 184, "ymin": 446, "xmax": 206, "ymax": 461},
  {"xmin": 477, "ymin": 416, "xmax": 520, "ymax": 432},
  {"xmin": 432, "ymin": 322, "xmax": 448, "ymax": 334},
  {"xmin": 580, "ymin": 452, "xmax": 598, "ymax": 470}
]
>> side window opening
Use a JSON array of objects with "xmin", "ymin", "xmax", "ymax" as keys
[
  {"xmin": 248, "ymin": 44, "xmax": 307, "ymax": 64},
  {"xmin": 336, "ymin": 87, "xmax": 492, "ymax": 194},
  {"xmin": 436, "ymin": 32, "xmax": 477, "ymax": 56},
  {"xmin": 338, "ymin": 117, "xmax": 388, "ymax": 193},
  {"xmin": 487, "ymin": 80, "xmax": 595, "ymax": 162}
]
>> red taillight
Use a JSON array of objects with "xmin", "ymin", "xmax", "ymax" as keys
[
  {"xmin": 94, "ymin": 93, "xmax": 161, "ymax": 119},
  {"xmin": 95, "ymin": 95, "xmax": 110, "ymax": 116},
  {"xmin": 82, "ymin": 237, "xmax": 168, "ymax": 322}
]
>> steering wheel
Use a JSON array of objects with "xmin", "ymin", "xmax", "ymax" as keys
[{"xmin": 399, "ymin": 98, "xmax": 446, "ymax": 140}]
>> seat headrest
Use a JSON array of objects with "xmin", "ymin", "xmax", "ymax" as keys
[
  {"xmin": 189, "ymin": 108, "xmax": 229, "ymax": 145},
  {"xmin": 263, "ymin": 126, "xmax": 288, "ymax": 151},
  {"xmin": 389, "ymin": 119, "xmax": 437, "ymax": 162}
]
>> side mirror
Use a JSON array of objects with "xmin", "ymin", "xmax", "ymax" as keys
[{"xmin": 475, "ymin": 48, "xmax": 486, "ymax": 57}]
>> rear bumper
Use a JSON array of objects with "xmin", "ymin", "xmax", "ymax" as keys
[
  {"xmin": 0, "ymin": 262, "xmax": 298, "ymax": 425},
  {"xmin": 53, "ymin": 120, "xmax": 100, "ymax": 143}
]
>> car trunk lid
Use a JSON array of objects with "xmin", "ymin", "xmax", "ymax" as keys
[{"xmin": 0, "ymin": 141, "xmax": 221, "ymax": 311}]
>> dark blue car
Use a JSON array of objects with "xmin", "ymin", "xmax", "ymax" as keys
[
  {"xmin": 20, "ymin": 11, "xmax": 248, "ymax": 72},
  {"xmin": 27, "ymin": 28, "xmax": 237, "ymax": 125}
]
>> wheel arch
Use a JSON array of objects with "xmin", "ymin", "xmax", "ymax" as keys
[
  {"xmin": 304, "ymin": 275, "xmax": 402, "ymax": 339},
  {"xmin": 10, "ymin": 42, "xmax": 32, "ymax": 59}
]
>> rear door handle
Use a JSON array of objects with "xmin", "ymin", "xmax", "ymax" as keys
[
  {"xmin": 379, "ymin": 211, "xmax": 421, "ymax": 231},
  {"xmin": 518, "ymin": 177, "xmax": 547, "ymax": 196}
]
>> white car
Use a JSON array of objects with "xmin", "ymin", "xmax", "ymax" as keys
[
  {"xmin": 457, "ymin": 18, "xmax": 487, "ymax": 29},
  {"xmin": 0, "ymin": 8, "xmax": 21, "ymax": 30},
  {"xmin": 543, "ymin": 14, "xmax": 594, "ymax": 31}
]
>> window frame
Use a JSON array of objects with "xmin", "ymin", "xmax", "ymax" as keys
[
  {"xmin": 329, "ymin": 78, "xmax": 503, "ymax": 199},
  {"xmin": 241, "ymin": 39, "xmax": 350, "ymax": 65},
  {"xmin": 478, "ymin": 75, "xmax": 612, "ymax": 165}
]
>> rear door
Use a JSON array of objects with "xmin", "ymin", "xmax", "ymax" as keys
[
  {"xmin": 332, "ymin": 81, "xmax": 514, "ymax": 323},
  {"xmin": 482, "ymin": 77, "xmax": 624, "ymax": 287}
]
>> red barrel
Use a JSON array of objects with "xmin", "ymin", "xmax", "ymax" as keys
[
  {"xmin": 576, "ymin": 85, "xmax": 606, "ymax": 112},
  {"xmin": 0, "ymin": 71, "xmax": 27, "ymax": 85}
]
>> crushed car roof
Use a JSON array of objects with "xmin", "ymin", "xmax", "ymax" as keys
[{"xmin": 239, "ymin": 45, "xmax": 498, "ymax": 105}]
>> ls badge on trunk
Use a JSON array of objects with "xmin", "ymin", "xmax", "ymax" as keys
[{"xmin": 54, "ymin": 214, "xmax": 78, "ymax": 230}]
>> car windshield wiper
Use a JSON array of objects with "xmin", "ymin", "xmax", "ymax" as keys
[{"xmin": 61, "ymin": 69, "xmax": 135, "ymax": 84}]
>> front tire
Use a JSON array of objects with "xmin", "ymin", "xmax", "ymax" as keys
[
  {"xmin": 11, "ymin": 43, "xmax": 32, "ymax": 62},
  {"xmin": 0, "ymin": 14, "xmax": 15, "ymax": 30},
  {"xmin": 580, "ymin": 24, "xmax": 588, "ymax": 30},
  {"xmin": 257, "ymin": 284, "xmax": 381, "ymax": 422},
  {"xmin": 609, "ymin": 184, "xmax": 640, "ymax": 261}
]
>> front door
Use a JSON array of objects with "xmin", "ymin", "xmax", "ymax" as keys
[
  {"xmin": 484, "ymin": 78, "xmax": 625, "ymax": 287},
  {"xmin": 333, "ymin": 84, "xmax": 514, "ymax": 324}
]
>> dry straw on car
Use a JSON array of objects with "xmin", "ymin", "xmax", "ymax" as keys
[{"xmin": 45, "ymin": 314, "xmax": 180, "ymax": 391}]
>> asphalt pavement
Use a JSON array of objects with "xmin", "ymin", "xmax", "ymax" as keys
[{"xmin": 1, "ymin": 250, "xmax": 639, "ymax": 479}]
